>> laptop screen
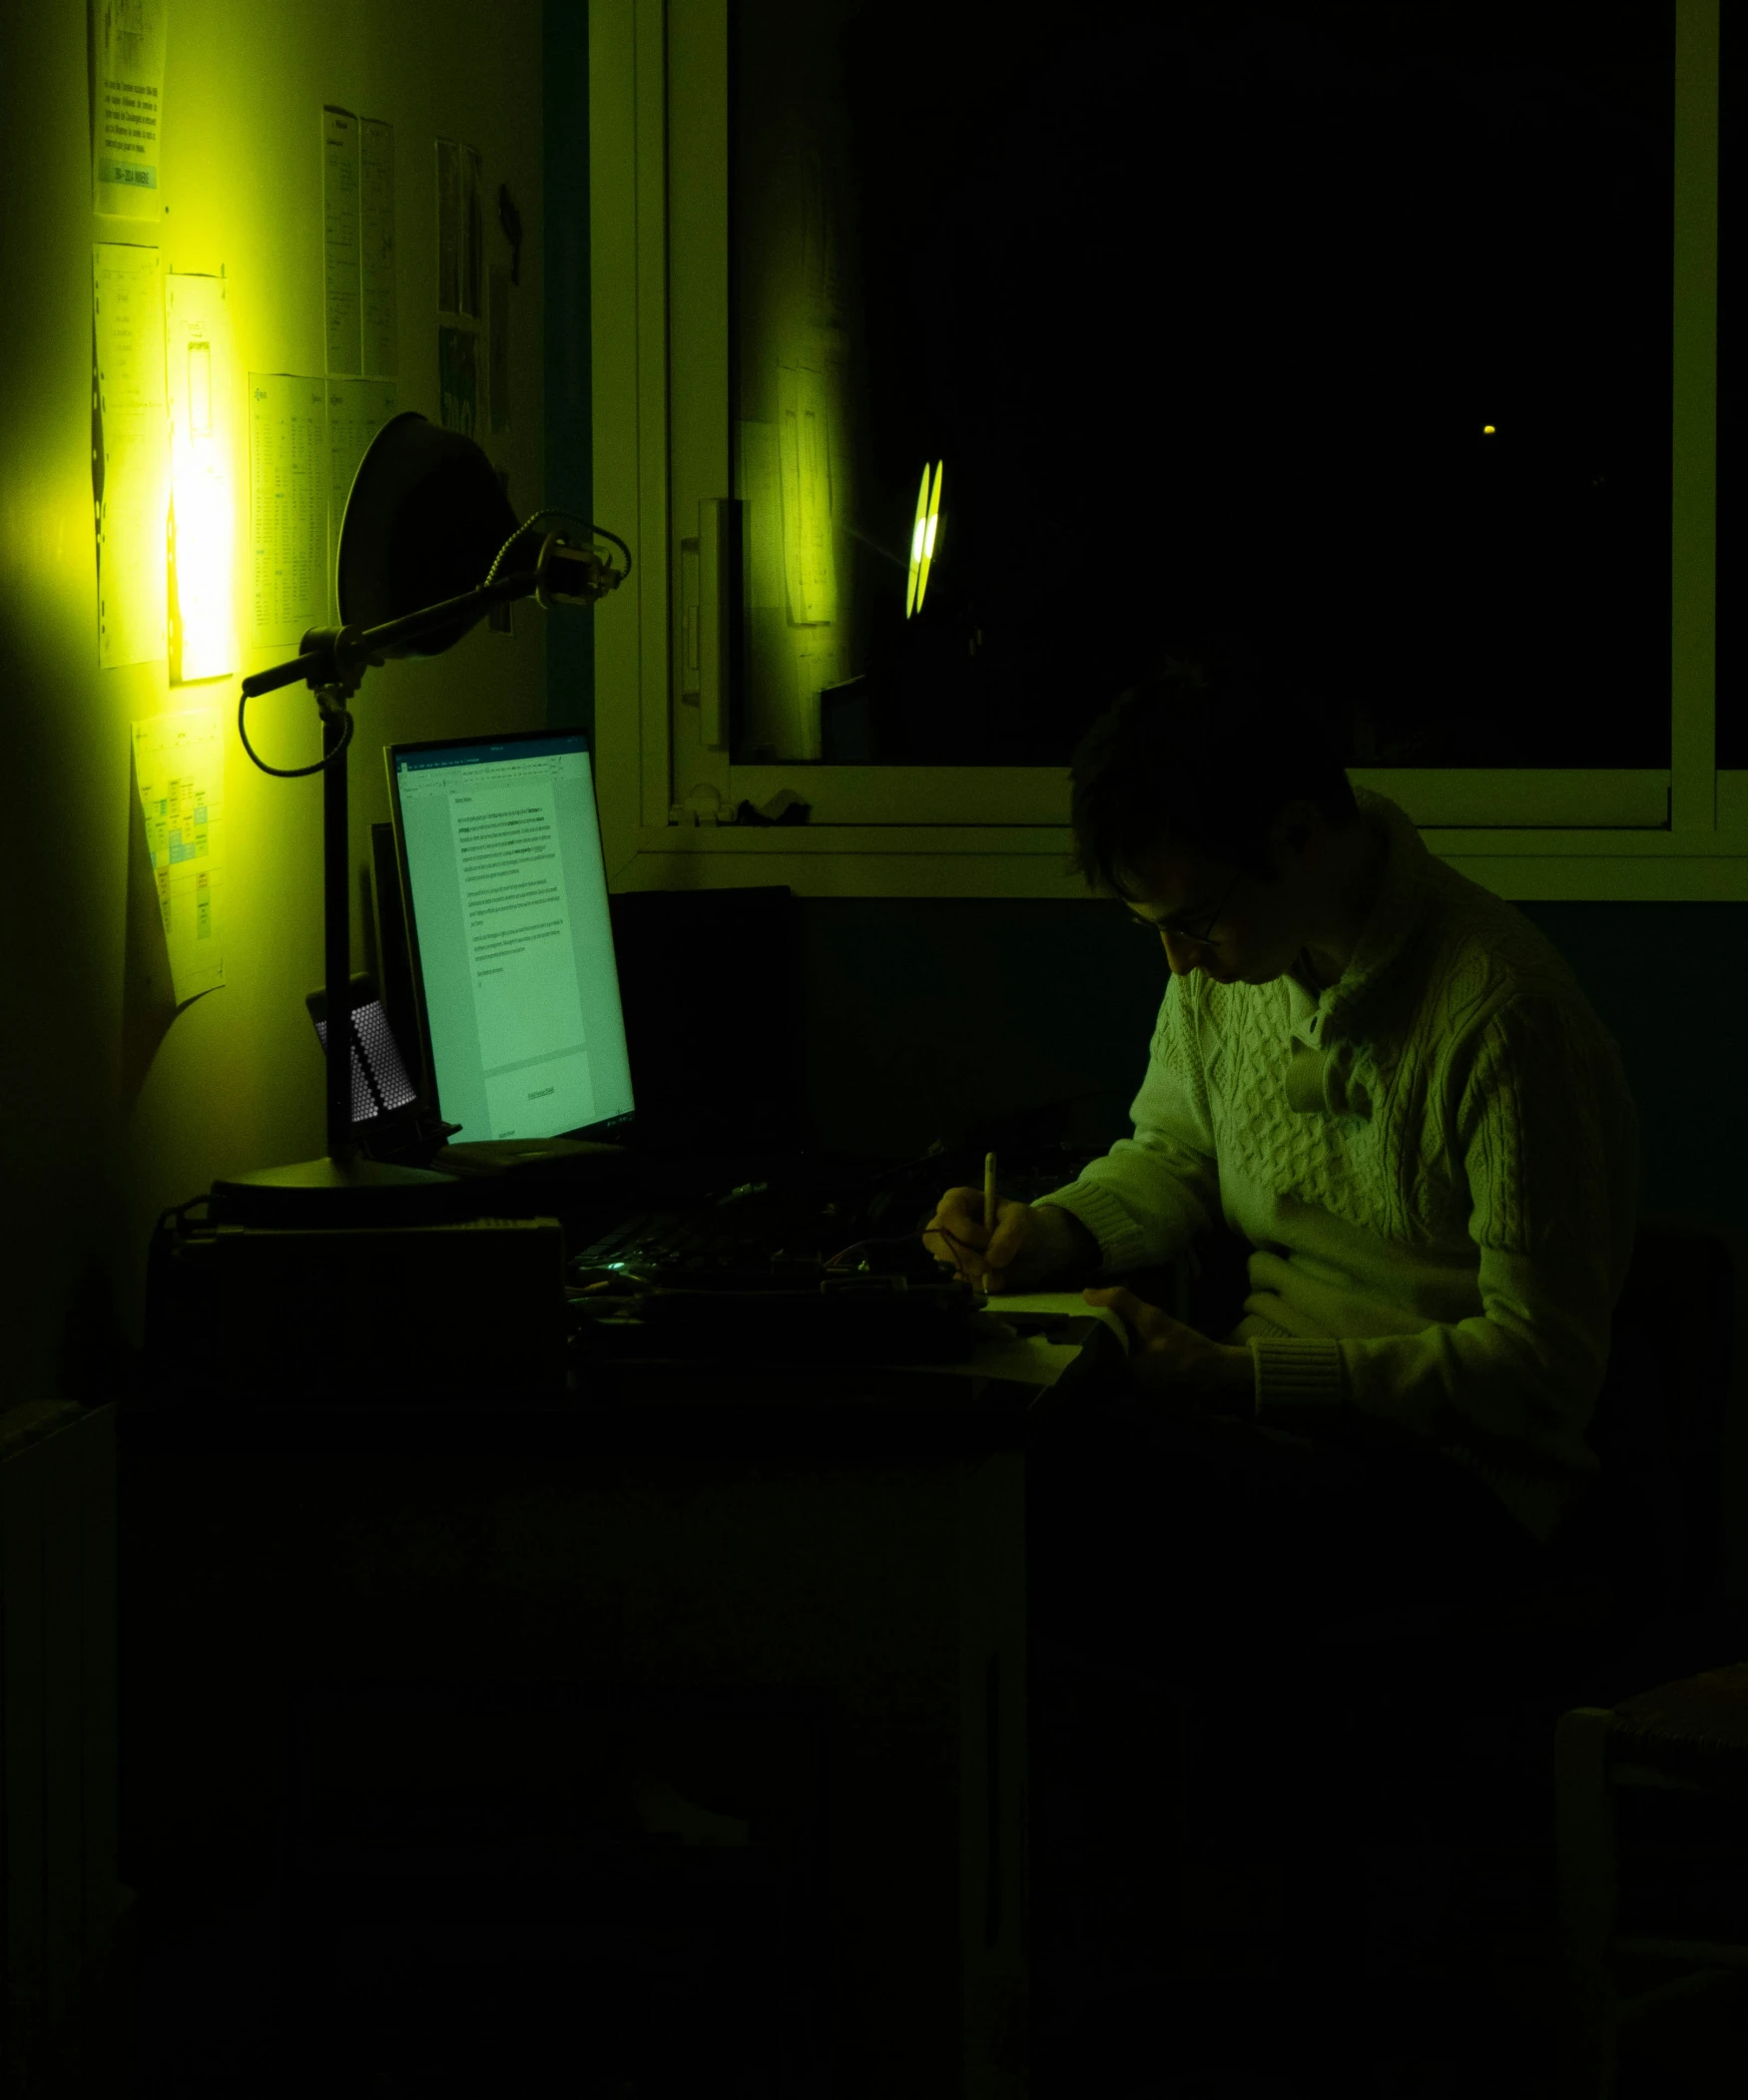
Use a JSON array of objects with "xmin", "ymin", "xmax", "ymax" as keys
[{"xmin": 384, "ymin": 729, "xmax": 635, "ymax": 1142}]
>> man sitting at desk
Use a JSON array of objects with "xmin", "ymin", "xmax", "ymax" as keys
[{"xmin": 922, "ymin": 638, "xmax": 1640, "ymax": 2060}]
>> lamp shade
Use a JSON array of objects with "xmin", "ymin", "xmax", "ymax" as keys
[{"xmin": 336, "ymin": 411, "xmax": 519, "ymax": 657}]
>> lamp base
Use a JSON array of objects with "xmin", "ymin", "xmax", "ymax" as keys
[{"xmin": 210, "ymin": 1154, "xmax": 469, "ymax": 1229}]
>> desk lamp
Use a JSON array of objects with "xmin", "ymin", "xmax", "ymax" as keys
[{"xmin": 210, "ymin": 411, "xmax": 627, "ymax": 1227}]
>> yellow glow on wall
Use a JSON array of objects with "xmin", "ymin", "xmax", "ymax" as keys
[
  {"xmin": 1482, "ymin": 423, "xmax": 1496, "ymax": 434},
  {"xmin": 906, "ymin": 460, "xmax": 943, "ymax": 618}
]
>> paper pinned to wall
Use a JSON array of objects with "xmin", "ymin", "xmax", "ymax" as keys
[
  {"xmin": 321, "ymin": 107, "xmax": 362, "ymax": 376},
  {"xmin": 326, "ymin": 377, "xmax": 397, "ymax": 618},
  {"xmin": 166, "ymin": 271, "xmax": 237, "ymax": 683},
  {"xmin": 92, "ymin": 0, "xmax": 168, "ymax": 218},
  {"xmin": 360, "ymin": 118, "xmax": 398, "ymax": 377},
  {"xmin": 132, "ymin": 707, "xmax": 225, "ymax": 1004},
  {"xmin": 93, "ymin": 243, "xmax": 169, "ymax": 670},
  {"xmin": 249, "ymin": 373, "xmax": 328, "ymax": 648}
]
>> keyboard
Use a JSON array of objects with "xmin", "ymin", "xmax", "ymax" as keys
[{"xmin": 569, "ymin": 1182, "xmax": 849, "ymax": 1289}]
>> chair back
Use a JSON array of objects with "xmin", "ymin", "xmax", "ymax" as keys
[{"xmin": 1554, "ymin": 1211, "xmax": 1744, "ymax": 1640}]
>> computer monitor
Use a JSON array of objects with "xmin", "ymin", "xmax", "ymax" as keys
[{"xmin": 383, "ymin": 729, "xmax": 635, "ymax": 1143}]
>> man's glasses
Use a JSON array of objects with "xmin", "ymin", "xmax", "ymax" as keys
[{"xmin": 1142, "ymin": 870, "xmax": 1245, "ymax": 948}]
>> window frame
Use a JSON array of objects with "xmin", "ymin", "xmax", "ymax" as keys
[{"xmin": 587, "ymin": 0, "xmax": 1738, "ymax": 902}]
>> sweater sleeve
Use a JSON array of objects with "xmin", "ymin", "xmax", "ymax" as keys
[
  {"xmin": 1250, "ymin": 996, "xmax": 1641, "ymax": 1480},
  {"xmin": 1032, "ymin": 977, "xmax": 1224, "ymax": 1273}
]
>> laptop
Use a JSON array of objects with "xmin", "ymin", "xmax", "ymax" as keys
[
  {"xmin": 382, "ymin": 727, "xmax": 636, "ymax": 1154},
  {"xmin": 375, "ymin": 727, "xmax": 834, "ymax": 1280},
  {"xmin": 323, "ymin": 726, "xmax": 982, "ymax": 1360}
]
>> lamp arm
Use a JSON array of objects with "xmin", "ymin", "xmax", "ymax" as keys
[
  {"xmin": 238, "ymin": 574, "xmax": 531, "ymax": 704},
  {"xmin": 240, "ymin": 647, "xmax": 333, "ymax": 700},
  {"xmin": 353, "ymin": 571, "xmax": 534, "ymax": 658}
]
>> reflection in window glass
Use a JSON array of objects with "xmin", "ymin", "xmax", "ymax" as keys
[{"xmin": 731, "ymin": 0, "xmax": 1674, "ymax": 770}]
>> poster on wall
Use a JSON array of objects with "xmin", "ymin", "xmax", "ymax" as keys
[
  {"xmin": 92, "ymin": 0, "xmax": 170, "ymax": 219},
  {"xmin": 436, "ymin": 138, "xmax": 483, "ymax": 321},
  {"xmin": 93, "ymin": 242, "xmax": 169, "ymax": 670},
  {"xmin": 324, "ymin": 107, "xmax": 398, "ymax": 378},
  {"xmin": 131, "ymin": 706, "xmax": 225, "ymax": 1005},
  {"xmin": 461, "ymin": 146, "xmax": 483, "ymax": 319},
  {"xmin": 166, "ymin": 271, "xmax": 236, "ymax": 683}
]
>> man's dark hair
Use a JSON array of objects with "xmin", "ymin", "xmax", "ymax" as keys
[{"xmin": 1068, "ymin": 638, "xmax": 1363, "ymax": 899}]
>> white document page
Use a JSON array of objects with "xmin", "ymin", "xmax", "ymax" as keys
[
  {"xmin": 321, "ymin": 108, "xmax": 362, "ymax": 376},
  {"xmin": 448, "ymin": 779, "xmax": 595, "ymax": 1139},
  {"xmin": 93, "ymin": 243, "xmax": 169, "ymax": 670},
  {"xmin": 360, "ymin": 118, "xmax": 399, "ymax": 378},
  {"xmin": 249, "ymin": 373, "xmax": 328, "ymax": 648},
  {"xmin": 93, "ymin": 0, "xmax": 168, "ymax": 218}
]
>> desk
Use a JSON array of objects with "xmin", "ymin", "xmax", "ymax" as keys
[{"xmin": 119, "ymin": 1354, "xmax": 1069, "ymax": 2098}]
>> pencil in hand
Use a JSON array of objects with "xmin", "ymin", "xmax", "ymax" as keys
[{"xmin": 982, "ymin": 1151, "xmax": 997, "ymax": 1294}]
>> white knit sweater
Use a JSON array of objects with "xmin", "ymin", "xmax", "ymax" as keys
[{"xmin": 1036, "ymin": 787, "xmax": 1641, "ymax": 1549}]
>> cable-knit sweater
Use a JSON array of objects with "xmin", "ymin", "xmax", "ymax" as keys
[{"xmin": 1035, "ymin": 786, "xmax": 1641, "ymax": 1549}]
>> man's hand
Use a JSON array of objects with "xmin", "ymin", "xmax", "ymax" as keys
[
  {"xmin": 921, "ymin": 1191, "xmax": 1095, "ymax": 1295},
  {"xmin": 1082, "ymin": 1286, "xmax": 1254, "ymax": 1414}
]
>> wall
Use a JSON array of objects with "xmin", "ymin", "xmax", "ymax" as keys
[{"xmin": 2, "ymin": 0, "xmax": 545, "ymax": 1404}]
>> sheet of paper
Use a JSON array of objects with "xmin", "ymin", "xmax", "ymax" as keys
[
  {"xmin": 360, "ymin": 118, "xmax": 398, "ymax": 377},
  {"xmin": 132, "ymin": 708, "xmax": 225, "ymax": 1004},
  {"xmin": 166, "ymin": 272, "xmax": 237, "ymax": 683},
  {"xmin": 978, "ymin": 1293, "xmax": 1132, "ymax": 1351},
  {"xmin": 322, "ymin": 108, "xmax": 362, "ymax": 376},
  {"xmin": 488, "ymin": 262, "xmax": 511, "ymax": 432},
  {"xmin": 93, "ymin": 243, "xmax": 169, "ymax": 670},
  {"xmin": 326, "ymin": 377, "xmax": 397, "ymax": 618},
  {"xmin": 436, "ymin": 139, "xmax": 460, "ymax": 315},
  {"xmin": 93, "ymin": 0, "xmax": 168, "ymax": 218},
  {"xmin": 249, "ymin": 373, "xmax": 328, "ymax": 648}
]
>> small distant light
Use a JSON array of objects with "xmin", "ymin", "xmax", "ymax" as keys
[{"xmin": 1481, "ymin": 424, "xmax": 1496, "ymax": 435}]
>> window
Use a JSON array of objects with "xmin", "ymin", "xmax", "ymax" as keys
[
  {"xmin": 1716, "ymin": 0, "xmax": 1742, "ymax": 777},
  {"xmin": 588, "ymin": 0, "xmax": 1726, "ymax": 896}
]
